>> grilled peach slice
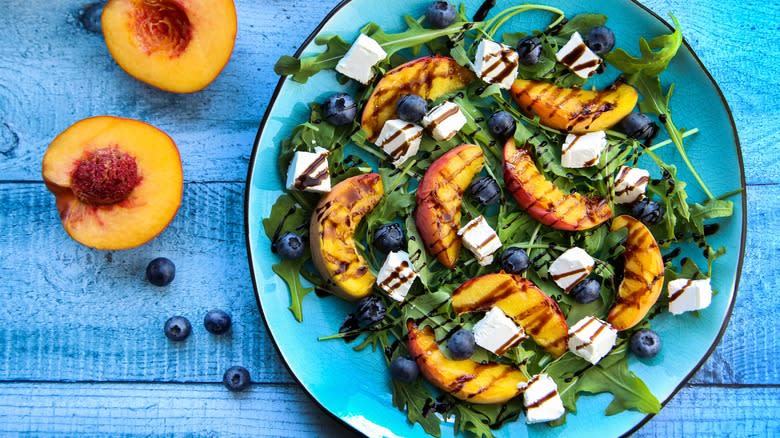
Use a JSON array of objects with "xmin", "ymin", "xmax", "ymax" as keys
[
  {"xmin": 504, "ymin": 139, "xmax": 612, "ymax": 231},
  {"xmin": 310, "ymin": 173, "xmax": 383, "ymax": 301},
  {"xmin": 102, "ymin": 0, "xmax": 237, "ymax": 93},
  {"xmin": 42, "ymin": 116, "xmax": 183, "ymax": 250},
  {"xmin": 511, "ymin": 79, "xmax": 638, "ymax": 133},
  {"xmin": 415, "ymin": 144, "xmax": 484, "ymax": 268},
  {"xmin": 407, "ymin": 322, "xmax": 526, "ymax": 404},
  {"xmin": 452, "ymin": 273, "xmax": 569, "ymax": 358},
  {"xmin": 361, "ymin": 56, "xmax": 475, "ymax": 141},
  {"xmin": 607, "ymin": 215, "xmax": 665, "ymax": 330}
]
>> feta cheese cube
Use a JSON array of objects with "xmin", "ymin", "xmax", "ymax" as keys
[
  {"xmin": 458, "ymin": 215, "xmax": 502, "ymax": 266},
  {"xmin": 567, "ymin": 316, "xmax": 617, "ymax": 365},
  {"xmin": 335, "ymin": 34, "xmax": 387, "ymax": 84},
  {"xmin": 518, "ymin": 374, "xmax": 565, "ymax": 424},
  {"xmin": 561, "ymin": 131, "xmax": 607, "ymax": 168},
  {"xmin": 473, "ymin": 307, "xmax": 527, "ymax": 355},
  {"xmin": 614, "ymin": 166, "xmax": 651, "ymax": 204},
  {"xmin": 376, "ymin": 251, "xmax": 418, "ymax": 302},
  {"xmin": 548, "ymin": 247, "xmax": 595, "ymax": 292},
  {"xmin": 555, "ymin": 32, "xmax": 602, "ymax": 79},
  {"xmin": 422, "ymin": 101, "xmax": 467, "ymax": 141},
  {"xmin": 668, "ymin": 278, "xmax": 712, "ymax": 315},
  {"xmin": 474, "ymin": 40, "xmax": 520, "ymax": 89},
  {"xmin": 375, "ymin": 119, "xmax": 423, "ymax": 167},
  {"xmin": 285, "ymin": 147, "xmax": 331, "ymax": 193}
]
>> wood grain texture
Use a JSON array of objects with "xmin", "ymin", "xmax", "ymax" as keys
[{"xmin": 0, "ymin": 383, "xmax": 775, "ymax": 437}]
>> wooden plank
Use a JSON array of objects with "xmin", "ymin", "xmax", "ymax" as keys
[
  {"xmin": 0, "ymin": 182, "xmax": 773, "ymax": 386},
  {"xmin": 0, "ymin": 382, "xmax": 776, "ymax": 436},
  {"xmin": 0, "ymin": 0, "xmax": 776, "ymax": 185}
]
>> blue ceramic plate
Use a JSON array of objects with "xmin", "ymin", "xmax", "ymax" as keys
[{"xmin": 245, "ymin": 1, "xmax": 746, "ymax": 436}]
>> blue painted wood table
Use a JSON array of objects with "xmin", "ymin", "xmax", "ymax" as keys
[{"xmin": 0, "ymin": 0, "xmax": 777, "ymax": 436}]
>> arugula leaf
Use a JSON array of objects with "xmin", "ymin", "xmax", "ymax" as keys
[
  {"xmin": 402, "ymin": 291, "xmax": 459, "ymax": 341},
  {"xmin": 274, "ymin": 35, "xmax": 351, "ymax": 83},
  {"xmin": 272, "ymin": 258, "xmax": 313, "ymax": 322},
  {"xmin": 391, "ymin": 379, "xmax": 442, "ymax": 437},
  {"xmin": 605, "ymin": 15, "xmax": 682, "ymax": 76},
  {"xmin": 578, "ymin": 357, "xmax": 661, "ymax": 415},
  {"xmin": 556, "ymin": 14, "xmax": 607, "ymax": 39},
  {"xmin": 688, "ymin": 199, "xmax": 733, "ymax": 234},
  {"xmin": 262, "ymin": 194, "xmax": 308, "ymax": 240},
  {"xmin": 406, "ymin": 215, "xmax": 434, "ymax": 287},
  {"xmin": 452, "ymin": 399, "xmax": 524, "ymax": 438}
]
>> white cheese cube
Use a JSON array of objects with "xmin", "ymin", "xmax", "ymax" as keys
[
  {"xmin": 335, "ymin": 34, "xmax": 387, "ymax": 84},
  {"xmin": 285, "ymin": 147, "xmax": 331, "ymax": 193},
  {"xmin": 375, "ymin": 119, "xmax": 423, "ymax": 167},
  {"xmin": 614, "ymin": 166, "xmax": 651, "ymax": 204},
  {"xmin": 518, "ymin": 374, "xmax": 565, "ymax": 424},
  {"xmin": 376, "ymin": 251, "xmax": 418, "ymax": 302},
  {"xmin": 473, "ymin": 307, "xmax": 527, "ymax": 355},
  {"xmin": 555, "ymin": 32, "xmax": 602, "ymax": 79},
  {"xmin": 474, "ymin": 39, "xmax": 520, "ymax": 89},
  {"xmin": 422, "ymin": 101, "xmax": 467, "ymax": 141},
  {"xmin": 548, "ymin": 247, "xmax": 595, "ymax": 292},
  {"xmin": 668, "ymin": 278, "xmax": 712, "ymax": 315},
  {"xmin": 561, "ymin": 131, "xmax": 607, "ymax": 168},
  {"xmin": 567, "ymin": 316, "xmax": 617, "ymax": 365},
  {"xmin": 458, "ymin": 215, "xmax": 502, "ymax": 266}
]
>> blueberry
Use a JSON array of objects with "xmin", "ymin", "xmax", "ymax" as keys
[
  {"xmin": 447, "ymin": 329, "xmax": 475, "ymax": 360},
  {"xmin": 204, "ymin": 309, "xmax": 232, "ymax": 335},
  {"xmin": 487, "ymin": 111, "xmax": 517, "ymax": 140},
  {"xmin": 516, "ymin": 36, "xmax": 543, "ymax": 65},
  {"xmin": 354, "ymin": 295, "xmax": 386, "ymax": 328},
  {"xmin": 164, "ymin": 316, "xmax": 191, "ymax": 341},
  {"xmin": 630, "ymin": 329, "xmax": 661, "ymax": 358},
  {"xmin": 396, "ymin": 94, "xmax": 427, "ymax": 123},
  {"xmin": 223, "ymin": 366, "xmax": 251, "ymax": 392},
  {"xmin": 469, "ymin": 176, "xmax": 500, "ymax": 206},
  {"xmin": 322, "ymin": 93, "xmax": 357, "ymax": 126},
  {"xmin": 373, "ymin": 223, "xmax": 404, "ymax": 253},
  {"xmin": 146, "ymin": 257, "xmax": 175, "ymax": 287},
  {"xmin": 390, "ymin": 357, "xmax": 419, "ymax": 382},
  {"xmin": 426, "ymin": 1, "xmax": 457, "ymax": 29},
  {"xmin": 499, "ymin": 247, "xmax": 530, "ymax": 274},
  {"xmin": 586, "ymin": 26, "xmax": 616, "ymax": 55},
  {"xmin": 570, "ymin": 278, "xmax": 601, "ymax": 304},
  {"xmin": 621, "ymin": 113, "xmax": 658, "ymax": 142},
  {"xmin": 631, "ymin": 199, "xmax": 664, "ymax": 226},
  {"xmin": 272, "ymin": 232, "xmax": 305, "ymax": 260}
]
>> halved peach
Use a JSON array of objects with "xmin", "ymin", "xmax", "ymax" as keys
[
  {"xmin": 607, "ymin": 215, "xmax": 665, "ymax": 330},
  {"xmin": 415, "ymin": 144, "xmax": 484, "ymax": 269},
  {"xmin": 102, "ymin": 0, "xmax": 237, "ymax": 93},
  {"xmin": 310, "ymin": 173, "xmax": 383, "ymax": 301},
  {"xmin": 504, "ymin": 139, "xmax": 612, "ymax": 231},
  {"xmin": 511, "ymin": 79, "xmax": 638, "ymax": 133},
  {"xmin": 407, "ymin": 322, "xmax": 526, "ymax": 404},
  {"xmin": 42, "ymin": 116, "xmax": 183, "ymax": 250},
  {"xmin": 361, "ymin": 56, "xmax": 475, "ymax": 141},
  {"xmin": 451, "ymin": 273, "xmax": 569, "ymax": 358}
]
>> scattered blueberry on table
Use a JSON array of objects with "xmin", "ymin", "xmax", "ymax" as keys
[
  {"xmin": 223, "ymin": 366, "xmax": 252, "ymax": 392},
  {"xmin": 389, "ymin": 357, "xmax": 419, "ymax": 382},
  {"xmin": 499, "ymin": 247, "xmax": 530, "ymax": 274},
  {"xmin": 146, "ymin": 257, "xmax": 176, "ymax": 286},
  {"xmin": 164, "ymin": 316, "xmax": 191, "ymax": 342},
  {"xmin": 630, "ymin": 329, "xmax": 662, "ymax": 358},
  {"xmin": 204, "ymin": 309, "xmax": 232, "ymax": 335}
]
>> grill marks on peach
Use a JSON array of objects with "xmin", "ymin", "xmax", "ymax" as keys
[
  {"xmin": 503, "ymin": 140, "xmax": 611, "ymax": 231},
  {"xmin": 134, "ymin": 0, "xmax": 193, "ymax": 57}
]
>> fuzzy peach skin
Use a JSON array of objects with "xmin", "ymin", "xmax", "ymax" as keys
[
  {"xmin": 415, "ymin": 144, "xmax": 484, "ymax": 269},
  {"xmin": 310, "ymin": 173, "xmax": 383, "ymax": 301},
  {"xmin": 504, "ymin": 138, "xmax": 612, "ymax": 231},
  {"xmin": 511, "ymin": 79, "xmax": 638, "ymax": 133},
  {"xmin": 102, "ymin": 0, "xmax": 237, "ymax": 93},
  {"xmin": 42, "ymin": 116, "xmax": 183, "ymax": 250}
]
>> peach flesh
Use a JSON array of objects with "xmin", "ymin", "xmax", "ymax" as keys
[
  {"xmin": 134, "ymin": 0, "xmax": 192, "ymax": 57},
  {"xmin": 70, "ymin": 147, "xmax": 141, "ymax": 205}
]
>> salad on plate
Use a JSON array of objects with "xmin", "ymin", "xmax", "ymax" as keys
[{"xmin": 261, "ymin": 1, "xmax": 738, "ymax": 436}]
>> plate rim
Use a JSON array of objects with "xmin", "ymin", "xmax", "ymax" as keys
[{"xmin": 243, "ymin": 1, "xmax": 748, "ymax": 436}]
